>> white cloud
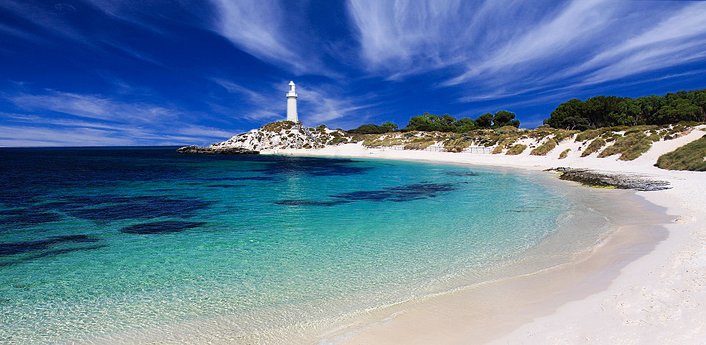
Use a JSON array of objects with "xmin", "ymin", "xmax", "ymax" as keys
[
  {"xmin": 209, "ymin": 0, "xmax": 332, "ymax": 76},
  {"xmin": 9, "ymin": 91, "xmax": 177, "ymax": 123},
  {"xmin": 212, "ymin": 79, "xmax": 377, "ymax": 127},
  {"xmin": 2, "ymin": 90, "xmax": 237, "ymax": 147},
  {"xmin": 347, "ymin": 0, "xmax": 706, "ymax": 104}
]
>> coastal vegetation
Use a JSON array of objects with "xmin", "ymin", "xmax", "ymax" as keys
[
  {"xmin": 348, "ymin": 122, "xmax": 398, "ymax": 134},
  {"xmin": 506, "ymin": 144, "xmax": 527, "ymax": 155},
  {"xmin": 545, "ymin": 89, "xmax": 706, "ymax": 130},
  {"xmin": 581, "ymin": 138, "xmax": 607, "ymax": 157},
  {"xmin": 530, "ymin": 138, "xmax": 558, "ymax": 156},
  {"xmin": 598, "ymin": 131, "xmax": 655, "ymax": 161},
  {"xmin": 197, "ymin": 89, "xmax": 705, "ymax": 172},
  {"xmin": 655, "ymin": 135, "xmax": 706, "ymax": 171}
]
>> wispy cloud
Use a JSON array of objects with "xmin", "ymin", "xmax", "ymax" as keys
[
  {"xmin": 212, "ymin": 78, "xmax": 284, "ymax": 121},
  {"xmin": 346, "ymin": 0, "xmax": 468, "ymax": 75},
  {"xmin": 209, "ymin": 0, "xmax": 332, "ymax": 76},
  {"xmin": 347, "ymin": 0, "xmax": 706, "ymax": 104},
  {"xmin": 212, "ymin": 78, "xmax": 377, "ymax": 127},
  {"xmin": 9, "ymin": 91, "xmax": 177, "ymax": 123},
  {"xmin": 1, "ymin": 90, "xmax": 235, "ymax": 147}
]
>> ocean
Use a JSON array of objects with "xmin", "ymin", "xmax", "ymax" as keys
[{"xmin": 0, "ymin": 147, "xmax": 601, "ymax": 343}]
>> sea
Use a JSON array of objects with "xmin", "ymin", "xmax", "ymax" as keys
[{"xmin": 0, "ymin": 147, "xmax": 610, "ymax": 344}]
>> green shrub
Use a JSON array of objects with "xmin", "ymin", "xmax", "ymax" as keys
[
  {"xmin": 530, "ymin": 139, "xmax": 558, "ymax": 156},
  {"xmin": 443, "ymin": 137, "xmax": 473, "ymax": 152},
  {"xmin": 581, "ymin": 138, "xmax": 606, "ymax": 157},
  {"xmin": 492, "ymin": 136, "xmax": 519, "ymax": 154},
  {"xmin": 404, "ymin": 137, "xmax": 436, "ymax": 150},
  {"xmin": 506, "ymin": 144, "xmax": 527, "ymax": 155},
  {"xmin": 362, "ymin": 134, "xmax": 404, "ymax": 147},
  {"xmin": 554, "ymin": 130, "xmax": 578, "ymax": 143},
  {"xmin": 598, "ymin": 132, "xmax": 654, "ymax": 160},
  {"xmin": 559, "ymin": 149, "xmax": 571, "ymax": 159},
  {"xmin": 655, "ymin": 135, "xmax": 706, "ymax": 171},
  {"xmin": 263, "ymin": 121, "xmax": 296, "ymax": 132},
  {"xmin": 575, "ymin": 129, "xmax": 602, "ymax": 142}
]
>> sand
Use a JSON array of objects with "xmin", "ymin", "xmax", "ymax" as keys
[{"xmin": 266, "ymin": 126, "xmax": 706, "ymax": 344}]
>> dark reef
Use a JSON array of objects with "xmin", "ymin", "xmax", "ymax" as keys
[{"xmin": 120, "ymin": 221, "xmax": 207, "ymax": 234}]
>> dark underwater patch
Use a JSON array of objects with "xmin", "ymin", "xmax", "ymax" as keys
[
  {"xmin": 445, "ymin": 171, "xmax": 479, "ymax": 177},
  {"xmin": 206, "ymin": 184, "xmax": 246, "ymax": 188},
  {"xmin": 333, "ymin": 183, "xmax": 457, "ymax": 202},
  {"xmin": 120, "ymin": 220, "xmax": 207, "ymax": 234},
  {"xmin": 0, "ymin": 208, "xmax": 63, "ymax": 226},
  {"xmin": 275, "ymin": 199, "xmax": 351, "ymax": 207},
  {"xmin": 0, "ymin": 244, "xmax": 107, "ymax": 267},
  {"xmin": 59, "ymin": 196, "xmax": 212, "ymax": 221},
  {"xmin": 255, "ymin": 157, "xmax": 371, "ymax": 177},
  {"xmin": 276, "ymin": 183, "xmax": 458, "ymax": 207},
  {"xmin": 0, "ymin": 234, "xmax": 99, "ymax": 256},
  {"xmin": 202, "ymin": 176, "xmax": 277, "ymax": 181}
]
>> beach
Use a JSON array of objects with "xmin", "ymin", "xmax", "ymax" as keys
[{"xmin": 270, "ymin": 127, "xmax": 706, "ymax": 344}]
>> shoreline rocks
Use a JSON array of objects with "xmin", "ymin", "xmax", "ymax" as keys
[
  {"xmin": 176, "ymin": 146, "xmax": 259, "ymax": 155},
  {"xmin": 548, "ymin": 167, "xmax": 670, "ymax": 191}
]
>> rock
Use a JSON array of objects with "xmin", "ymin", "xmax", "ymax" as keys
[
  {"xmin": 547, "ymin": 167, "xmax": 670, "ymax": 191},
  {"xmin": 208, "ymin": 122, "xmax": 352, "ymax": 152},
  {"xmin": 176, "ymin": 146, "xmax": 259, "ymax": 155}
]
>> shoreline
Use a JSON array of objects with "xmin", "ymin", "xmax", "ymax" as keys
[{"xmin": 266, "ymin": 143, "xmax": 706, "ymax": 344}]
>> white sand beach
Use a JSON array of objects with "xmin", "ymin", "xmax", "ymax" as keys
[{"xmin": 267, "ymin": 127, "xmax": 706, "ymax": 344}]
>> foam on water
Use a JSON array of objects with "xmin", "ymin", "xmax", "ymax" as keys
[{"xmin": 0, "ymin": 148, "xmax": 606, "ymax": 344}]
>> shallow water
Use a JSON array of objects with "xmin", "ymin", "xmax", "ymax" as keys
[{"xmin": 0, "ymin": 147, "xmax": 585, "ymax": 343}]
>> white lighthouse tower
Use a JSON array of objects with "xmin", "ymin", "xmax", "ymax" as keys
[{"xmin": 286, "ymin": 81, "xmax": 298, "ymax": 122}]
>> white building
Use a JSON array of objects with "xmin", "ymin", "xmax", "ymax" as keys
[{"xmin": 286, "ymin": 81, "xmax": 298, "ymax": 122}]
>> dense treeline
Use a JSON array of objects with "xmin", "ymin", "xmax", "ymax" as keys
[
  {"xmin": 347, "ymin": 122, "xmax": 398, "ymax": 134},
  {"xmin": 349, "ymin": 111, "xmax": 520, "ymax": 134},
  {"xmin": 545, "ymin": 89, "xmax": 706, "ymax": 130},
  {"xmin": 348, "ymin": 89, "xmax": 706, "ymax": 134}
]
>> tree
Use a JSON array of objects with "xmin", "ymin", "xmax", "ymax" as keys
[
  {"xmin": 492, "ymin": 110, "xmax": 520, "ymax": 128},
  {"xmin": 545, "ymin": 89, "xmax": 706, "ymax": 129},
  {"xmin": 348, "ymin": 122, "xmax": 399, "ymax": 134},
  {"xmin": 475, "ymin": 113, "xmax": 493, "ymax": 128},
  {"xmin": 405, "ymin": 113, "xmax": 458, "ymax": 132},
  {"xmin": 380, "ymin": 121, "xmax": 398, "ymax": 132},
  {"xmin": 453, "ymin": 118, "xmax": 476, "ymax": 132}
]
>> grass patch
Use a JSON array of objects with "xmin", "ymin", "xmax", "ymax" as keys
[
  {"xmin": 530, "ymin": 139, "xmax": 558, "ymax": 156},
  {"xmin": 506, "ymin": 144, "xmax": 527, "ymax": 155},
  {"xmin": 443, "ymin": 136, "xmax": 473, "ymax": 152},
  {"xmin": 559, "ymin": 149, "xmax": 570, "ymax": 159},
  {"xmin": 404, "ymin": 137, "xmax": 436, "ymax": 150},
  {"xmin": 262, "ymin": 121, "xmax": 296, "ymax": 132},
  {"xmin": 554, "ymin": 130, "xmax": 578, "ymax": 143},
  {"xmin": 492, "ymin": 136, "xmax": 519, "ymax": 154},
  {"xmin": 581, "ymin": 138, "xmax": 606, "ymax": 157},
  {"xmin": 598, "ymin": 132, "xmax": 654, "ymax": 161},
  {"xmin": 361, "ymin": 134, "xmax": 405, "ymax": 147},
  {"xmin": 575, "ymin": 129, "xmax": 602, "ymax": 142},
  {"xmin": 655, "ymin": 135, "xmax": 706, "ymax": 171}
]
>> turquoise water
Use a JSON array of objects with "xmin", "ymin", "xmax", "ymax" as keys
[{"xmin": 0, "ymin": 148, "xmax": 571, "ymax": 343}]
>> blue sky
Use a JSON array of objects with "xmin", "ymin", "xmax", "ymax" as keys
[{"xmin": 1, "ymin": 0, "xmax": 706, "ymax": 146}]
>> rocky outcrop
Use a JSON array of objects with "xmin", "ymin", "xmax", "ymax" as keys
[
  {"xmin": 548, "ymin": 167, "xmax": 670, "ymax": 191},
  {"xmin": 208, "ymin": 121, "xmax": 351, "ymax": 151},
  {"xmin": 176, "ymin": 146, "xmax": 259, "ymax": 155}
]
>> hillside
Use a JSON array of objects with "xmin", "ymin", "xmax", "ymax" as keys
[{"xmin": 183, "ymin": 121, "xmax": 705, "ymax": 171}]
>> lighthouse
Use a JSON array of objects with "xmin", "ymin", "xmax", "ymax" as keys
[{"xmin": 286, "ymin": 81, "xmax": 298, "ymax": 123}]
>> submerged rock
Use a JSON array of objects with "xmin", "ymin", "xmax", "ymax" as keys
[{"xmin": 548, "ymin": 167, "xmax": 670, "ymax": 191}]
